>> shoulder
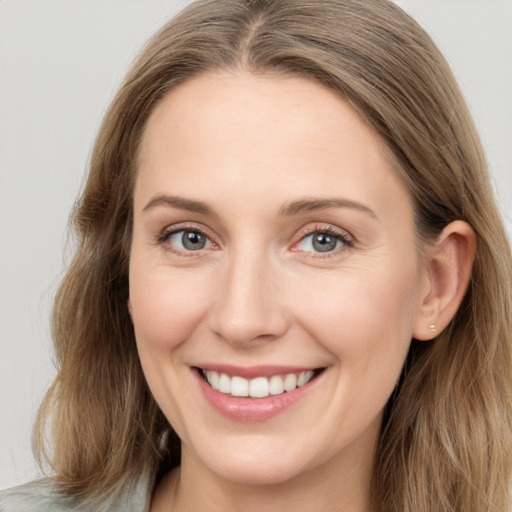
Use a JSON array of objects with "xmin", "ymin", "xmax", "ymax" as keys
[
  {"xmin": 0, "ymin": 474, "xmax": 153, "ymax": 512},
  {"xmin": 0, "ymin": 479, "xmax": 76, "ymax": 512}
]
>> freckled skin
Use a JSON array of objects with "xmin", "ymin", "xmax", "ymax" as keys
[{"xmin": 129, "ymin": 71, "xmax": 430, "ymax": 511}]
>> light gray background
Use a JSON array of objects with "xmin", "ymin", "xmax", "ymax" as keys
[{"xmin": 1, "ymin": 0, "xmax": 511, "ymax": 489}]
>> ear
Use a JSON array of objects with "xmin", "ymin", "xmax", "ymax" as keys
[
  {"xmin": 413, "ymin": 220, "xmax": 476, "ymax": 340},
  {"xmin": 127, "ymin": 298, "xmax": 133, "ymax": 319}
]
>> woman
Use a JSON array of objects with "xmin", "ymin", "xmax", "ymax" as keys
[{"xmin": 2, "ymin": 0, "xmax": 511, "ymax": 511}]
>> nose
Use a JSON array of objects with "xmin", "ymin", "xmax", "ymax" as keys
[{"xmin": 207, "ymin": 250, "xmax": 289, "ymax": 347}]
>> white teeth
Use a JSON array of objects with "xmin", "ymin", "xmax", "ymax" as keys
[
  {"xmin": 207, "ymin": 370, "xmax": 220, "ymax": 390},
  {"xmin": 250, "ymin": 377, "xmax": 269, "ymax": 398},
  {"xmin": 202, "ymin": 369, "xmax": 316, "ymax": 398},
  {"xmin": 218, "ymin": 373, "xmax": 231, "ymax": 394},
  {"xmin": 269, "ymin": 375, "xmax": 284, "ymax": 395},
  {"xmin": 231, "ymin": 376, "xmax": 249, "ymax": 397},
  {"xmin": 283, "ymin": 373, "xmax": 297, "ymax": 392},
  {"xmin": 298, "ymin": 371, "xmax": 314, "ymax": 387}
]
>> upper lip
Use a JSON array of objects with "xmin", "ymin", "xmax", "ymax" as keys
[{"xmin": 195, "ymin": 364, "xmax": 322, "ymax": 379}]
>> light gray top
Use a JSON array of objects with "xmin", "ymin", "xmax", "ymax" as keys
[{"xmin": 0, "ymin": 473, "xmax": 153, "ymax": 512}]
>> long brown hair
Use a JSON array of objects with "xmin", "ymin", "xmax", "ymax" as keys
[{"xmin": 34, "ymin": 1, "xmax": 512, "ymax": 510}]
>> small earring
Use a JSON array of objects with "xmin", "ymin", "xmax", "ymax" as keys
[{"xmin": 429, "ymin": 324, "xmax": 436, "ymax": 332}]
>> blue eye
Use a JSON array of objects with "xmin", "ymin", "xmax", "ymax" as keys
[
  {"xmin": 296, "ymin": 231, "xmax": 348, "ymax": 253},
  {"xmin": 167, "ymin": 230, "xmax": 213, "ymax": 251}
]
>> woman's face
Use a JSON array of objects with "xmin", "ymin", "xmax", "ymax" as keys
[{"xmin": 129, "ymin": 71, "xmax": 429, "ymax": 486}]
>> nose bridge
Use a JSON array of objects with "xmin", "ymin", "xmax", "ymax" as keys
[{"xmin": 208, "ymin": 243, "xmax": 288, "ymax": 345}]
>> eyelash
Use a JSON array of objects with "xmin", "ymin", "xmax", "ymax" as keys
[
  {"xmin": 292, "ymin": 224, "xmax": 354, "ymax": 259},
  {"xmin": 157, "ymin": 223, "xmax": 218, "ymax": 257},
  {"xmin": 156, "ymin": 223, "xmax": 353, "ymax": 258}
]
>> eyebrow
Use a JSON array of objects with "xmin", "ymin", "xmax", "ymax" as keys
[
  {"xmin": 142, "ymin": 194, "xmax": 377, "ymax": 219},
  {"xmin": 143, "ymin": 195, "xmax": 213, "ymax": 215},
  {"xmin": 278, "ymin": 198, "xmax": 377, "ymax": 218}
]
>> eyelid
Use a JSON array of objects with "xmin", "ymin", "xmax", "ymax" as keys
[
  {"xmin": 157, "ymin": 222, "xmax": 220, "ymax": 255},
  {"xmin": 155, "ymin": 221, "xmax": 353, "ymax": 259},
  {"xmin": 290, "ymin": 223, "xmax": 354, "ymax": 256}
]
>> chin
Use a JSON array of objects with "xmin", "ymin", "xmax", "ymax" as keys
[
  {"xmin": 207, "ymin": 457, "xmax": 310, "ymax": 486},
  {"xmin": 184, "ymin": 433, "xmax": 323, "ymax": 487}
]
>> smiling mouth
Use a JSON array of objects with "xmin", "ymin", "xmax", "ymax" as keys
[{"xmin": 198, "ymin": 368, "xmax": 324, "ymax": 398}]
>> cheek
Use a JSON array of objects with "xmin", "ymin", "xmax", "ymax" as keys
[
  {"xmin": 128, "ymin": 264, "xmax": 215, "ymax": 434},
  {"xmin": 292, "ymin": 264, "xmax": 421, "ymax": 439},
  {"xmin": 292, "ymin": 261, "xmax": 421, "ymax": 372},
  {"xmin": 129, "ymin": 265, "xmax": 212, "ymax": 352}
]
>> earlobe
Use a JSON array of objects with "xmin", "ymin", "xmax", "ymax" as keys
[{"xmin": 413, "ymin": 220, "xmax": 476, "ymax": 341}]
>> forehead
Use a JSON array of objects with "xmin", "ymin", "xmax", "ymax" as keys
[{"xmin": 135, "ymin": 70, "xmax": 413, "ymax": 222}]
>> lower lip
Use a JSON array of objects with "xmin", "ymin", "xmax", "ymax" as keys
[{"xmin": 194, "ymin": 369, "xmax": 322, "ymax": 422}]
